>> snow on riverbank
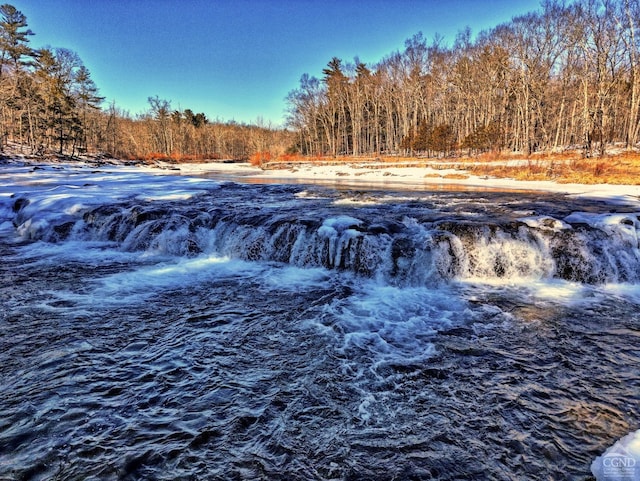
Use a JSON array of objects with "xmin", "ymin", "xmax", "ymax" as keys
[
  {"xmin": 3, "ymin": 154, "xmax": 640, "ymax": 205},
  {"xmin": 172, "ymin": 159, "xmax": 640, "ymax": 205}
]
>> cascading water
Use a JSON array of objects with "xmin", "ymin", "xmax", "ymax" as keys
[
  {"xmin": 0, "ymin": 161, "xmax": 638, "ymax": 480},
  {"xmin": 11, "ymin": 187, "xmax": 640, "ymax": 285}
]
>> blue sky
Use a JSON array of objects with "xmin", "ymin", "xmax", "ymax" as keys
[{"xmin": 18, "ymin": 0, "xmax": 541, "ymax": 126}]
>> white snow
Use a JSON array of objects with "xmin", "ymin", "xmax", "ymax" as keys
[
  {"xmin": 162, "ymin": 159, "xmax": 640, "ymax": 205},
  {"xmin": 3, "ymin": 156, "xmax": 640, "ymax": 205}
]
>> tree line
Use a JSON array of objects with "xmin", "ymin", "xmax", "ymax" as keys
[
  {"xmin": 0, "ymin": 3, "xmax": 291, "ymax": 161},
  {"xmin": 5, "ymin": 1, "xmax": 638, "ymax": 163},
  {"xmin": 286, "ymin": 0, "xmax": 640, "ymax": 158}
]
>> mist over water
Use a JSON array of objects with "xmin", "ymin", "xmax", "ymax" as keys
[{"xmin": 1, "ymin": 162, "xmax": 639, "ymax": 480}]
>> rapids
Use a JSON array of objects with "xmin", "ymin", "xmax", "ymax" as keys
[{"xmin": 0, "ymin": 160, "xmax": 638, "ymax": 480}]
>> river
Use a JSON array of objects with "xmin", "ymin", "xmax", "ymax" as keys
[{"xmin": 0, "ymin": 160, "xmax": 638, "ymax": 480}]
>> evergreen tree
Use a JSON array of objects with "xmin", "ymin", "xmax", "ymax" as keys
[
  {"xmin": 0, "ymin": 4, "xmax": 33, "ymax": 76},
  {"xmin": 73, "ymin": 65, "xmax": 104, "ymax": 152}
]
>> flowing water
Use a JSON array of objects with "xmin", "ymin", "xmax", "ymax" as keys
[{"xmin": 0, "ymin": 161, "xmax": 639, "ymax": 480}]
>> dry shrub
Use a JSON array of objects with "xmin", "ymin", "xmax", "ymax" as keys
[
  {"xmin": 136, "ymin": 152, "xmax": 214, "ymax": 163},
  {"xmin": 474, "ymin": 151, "xmax": 504, "ymax": 162},
  {"xmin": 442, "ymin": 173, "xmax": 470, "ymax": 180},
  {"xmin": 249, "ymin": 151, "xmax": 272, "ymax": 166},
  {"xmin": 169, "ymin": 153, "xmax": 205, "ymax": 163},
  {"xmin": 528, "ymin": 150, "xmax": 581, "ymax": 162},
  {"xmin": 259, "ymin": 150, "xmax": 640, "ymax": 185},
  {"xmin": 592, "ymin": 161, "xmax": 607, "ymax": 177},
  {"xmin": 276, "ymin": 153, "xmax": 303, "ymax": 162},
  {"xmin": 467, "ymin": 151, "xmax": 640, "ymax": 185},
  {"xmin": 143, "ymin": 152, "xmax": 172, "ymax": 162}
]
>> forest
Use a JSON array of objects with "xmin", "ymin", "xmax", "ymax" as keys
[
  {"xmin": 1, "ymin": 1, "xmax": 639, "ymax": 162},
  {"xmin": 0, "ymin": 3, "xmax": 291, "ymax": 162},
  {"xmin": 287, "ymin": 0, "xmax": 640, "ymax": 159}
]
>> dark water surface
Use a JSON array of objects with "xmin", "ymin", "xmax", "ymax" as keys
[{"xmin": 0, "ymin": 162, "xmax": 639, "ymax": 480}]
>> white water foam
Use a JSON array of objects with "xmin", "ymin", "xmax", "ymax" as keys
[
  {"xmin": 322, "ymin": 280, "xmax": 470, "ymax": 368},
  {"xmin": 602, "ymin": 283, "xmax": 640, "ymax": 305}
]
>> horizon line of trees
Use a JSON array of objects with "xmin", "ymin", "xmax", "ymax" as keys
[
  {"xmin": 286, "ymin": 0, "xmax": 640, "ymax": 158},
  {"xmin": 0, "ymin": 3, "xmax": 292, "ymax": 161}
]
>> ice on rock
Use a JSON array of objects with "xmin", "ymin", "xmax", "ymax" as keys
[{"xmin": 518, "ymin": 215, "xmax": 571, "ymax": 231}]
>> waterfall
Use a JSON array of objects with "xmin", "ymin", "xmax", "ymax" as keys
[{"xmin": 11, "ymin": 194, "xmax": 640, "ymax": 285}]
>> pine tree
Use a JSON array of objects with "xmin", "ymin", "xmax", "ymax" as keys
[
  {"xmin": 0, "ymin": 4, "xmax": 33, "ymax": 76},
  {"xmin": 74, "ymin": 65, "xmax": 103, "ymax": 153}
]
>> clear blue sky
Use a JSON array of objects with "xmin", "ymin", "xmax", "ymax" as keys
[{"xmin": 18, "ymin": 0, "xmax": 541, "ymax": 126}]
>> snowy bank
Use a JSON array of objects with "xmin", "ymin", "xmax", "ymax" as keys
[
  {"xmin": 171, "ymin": 160, "xmax": 640, "ymax": 205},
  {"xmin": 3, "ymin": 155, "xmax": 640, "ymax": 205}
]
